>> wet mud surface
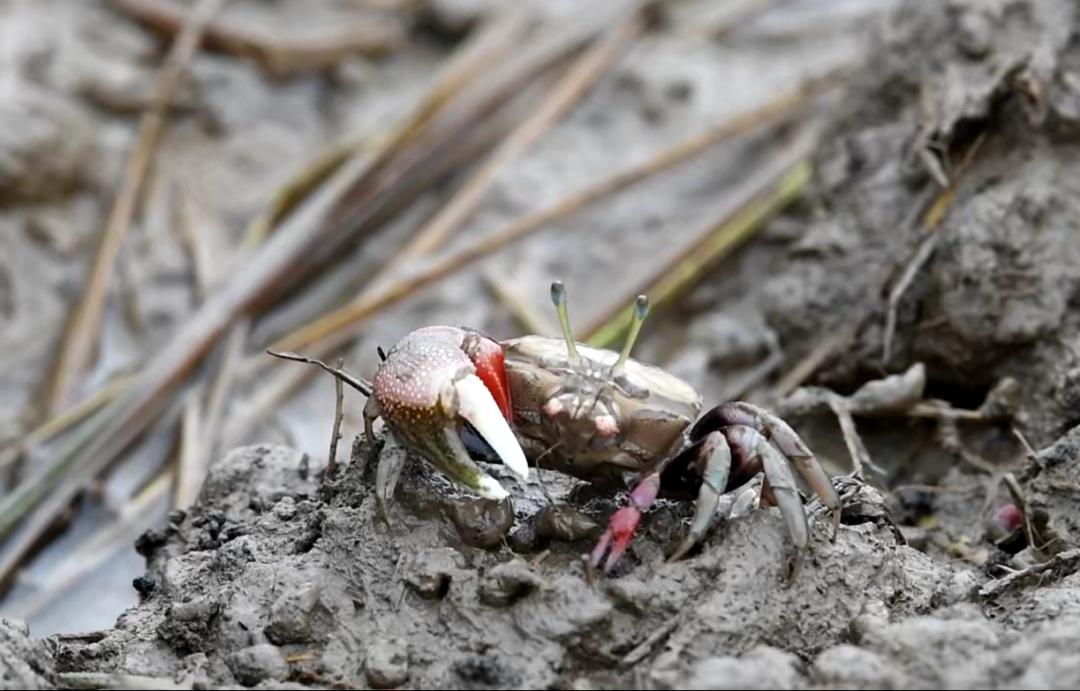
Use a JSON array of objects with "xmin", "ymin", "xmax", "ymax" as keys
[
  {"xmin": 22, "ymin": 436, "xmax": 1080, "ymax": 690},
  {"xmin": 6, "ymin": 0, "xmax": 1080, "ymax": 688}
]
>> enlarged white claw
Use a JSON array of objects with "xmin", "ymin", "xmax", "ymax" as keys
[
  {"xmin": 476, "ymin": 475, "xmax": 510, "ymax": 501},
  {"xmin": 455, "ymin": 374, "xmax": 529, "ymax": 482}
]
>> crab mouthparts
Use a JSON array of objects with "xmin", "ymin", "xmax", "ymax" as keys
[{"xmin": 455, "ymin": 374, "xmax": 529, "ymax": 482}]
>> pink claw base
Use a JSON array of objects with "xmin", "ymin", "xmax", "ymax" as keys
[{"xmin": 590, "ymin": 471, "xmax": 661, "ymax": 573}]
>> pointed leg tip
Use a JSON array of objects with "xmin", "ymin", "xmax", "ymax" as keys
[
  {"xmin": 476, "ymin": 475, "xmax": 510, "ymax": 501},
  {"xmin": 455, "ymin": 374, "xmax": 529, "ymax": 481},
  {"xmin": 667, "ymin": 535, "xmax": 698, "ymax": 564},
  {"xmin": 589, "ymin": 509, "xmax": 640, "ymax": 575},
  {"xmin": 830, "ymin": 509, "xmax": 842, "ymax": 542},
  {"xmin": 602, "ymin": 544, "xmax": 629, "ymax": 575}
]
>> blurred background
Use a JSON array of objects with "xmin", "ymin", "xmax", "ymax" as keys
[{"xmin": 0, "ymin": 0, "xmax": 891, "ymax": 636}]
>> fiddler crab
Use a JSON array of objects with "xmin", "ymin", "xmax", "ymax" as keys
[{"xmin": 283, "ymin": 282, "xmax": 841, "ymax": 574}]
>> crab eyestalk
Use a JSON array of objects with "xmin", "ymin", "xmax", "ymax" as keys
[
  {"xmin": 550, "ymin": 281, "xmax": 581, "ymax": 365},
  {"xmin": 613, "ymin": 294, "xmax": 649, "ymax": 375}
]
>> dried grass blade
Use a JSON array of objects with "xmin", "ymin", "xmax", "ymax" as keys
[
  {"xmin": 5, "ymin": 470, "xmax": 171, "ymax": 622},
  {"xmin": 110, "ymin": 0, "xmax": 405, "ymax": 75},
  {"xmin": 384, "ymin": 6, "xmax": 644, "ymax": 267},
  {"xmin": 583, "ymin": 138, "xmax": 817, "ymax": 347},
  {"xmin": 0, "ymin": 153, "xmax": 373, "ymax": 583},
  {"xmin": 271, "ymin": 70, "xmax": 838, "ymax": 356},
  {"xmin": 44, "ymin": 0, "xmax": 225, "ymax": 415},
  {"xmin": 173, "ymin": 390, "xmax": 203, "ymax": 509},
  {"xmin": 0, "ymin": 374, "xmax": 132, "ymax": 475}
]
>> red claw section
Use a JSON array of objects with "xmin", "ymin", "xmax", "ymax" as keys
[
  {"xmin": 590, "ymin": 472, "xmax": 661, "ymax": 573},
  {"xmin": 466, "ymin": 336, "xmax": 513, "ymax": 421}
]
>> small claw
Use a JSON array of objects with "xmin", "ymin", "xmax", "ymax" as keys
[
  {"xmin": 589, "ymin": 472, "xmax": 660, "ymax": 573},
  {"xmin": 666, "ymin": 430, "xmax": 731, "ymax": 563},
  {"xmin": 455, "ymin": 374, "xmax": 528, "ymax": 481},
  {"xmin": 590, "ymin": 506, "xmax": 641, "ymax": 573}
]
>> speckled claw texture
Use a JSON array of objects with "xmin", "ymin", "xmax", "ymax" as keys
[{"xmin": 368, "ymin": 326, "xmax": 527, "ymax": 507}]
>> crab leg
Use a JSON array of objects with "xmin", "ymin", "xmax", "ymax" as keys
[
  {"xmin": 667, "ymin": 432, "xmax": 732, "ymax": 562},
  {"xmin": 363, "ymin": 395, "xmax": 381, "ymax": 449},
  {"xmin": 757, "ymin": 430, "xmax": 810, "ymax": 551},
  {"xmin": 589, "ymin": 471, "xmax": 660, "ymax": 573},
  {"xmin": 667, "ymin": 423, "xmax": 809, "ymax": 562},
  {"xmin": 375, "ymin": 434, "xmax": 409, "ymax": 525},
  {"xmin": 692, "ymin": 401, "xmax": 840, "ymax": 537},
  {"xmin": 759, "ymin": 477, "xmax": 775, "ymax": 508}
]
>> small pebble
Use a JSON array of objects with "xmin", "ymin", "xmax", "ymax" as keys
[
  {"xmin": 478, "ymin": 561, "xmax": 543, "ymax": 607},
  {"xmin": 365, "ymin": 639, "xmax": 409, "ymax": 689},
  {"xmin": 404, "ymin": 548, "xmax": 463, "ymax": 600},
  {"xmin": 226, "ymin": 644, "xmax": 288, "ymax": 687},
  {"xmin": 956, "ymin": 10, "xmax": 992, "ymax": 59},
  {"xmin": 264, "ymin": 582, "xmax": 321, "ymax": 645},
  {"xmin": 132, "ymin": 576, "xmax": 156, "ymax": 595},
  {"xmin": 273, "ymin": 497, "xmax": 297, "ymax": 521},
  {"xmin": 536, "ymin": 504, "xmax": 600, "ymax": 543},
  {"xmin": 449, "ymin": 497, "xmax": 514, "ymax": 549},
  {"xmin": 683, "ymin": 646, "xmax": 801, "ymax": 690}
]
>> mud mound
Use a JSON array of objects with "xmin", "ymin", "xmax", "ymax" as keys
[
  {"xmin": 38, "ymin": 437, "xmax": 1080, "ymax": 689},
  {"xmin": 760, "ymin": 0, "xmax": 1080, "ymax": 446}
]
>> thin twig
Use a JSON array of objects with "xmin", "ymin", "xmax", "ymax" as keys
[
  {"xmin": 0, "ymin": 374, "xmax": 132, "ymax": 475},
  {"xmin": 979, "ymin": 548, "xmax": 1080, "ymax": 600},
  {"xmin": 243, "ymin": 137, "xmax": 368, "ymax": 247},
  {"xmin": 890, "ymin": 482, "xmax": 983, "ymax": 495},
  {"xmin": 44, "ymin": 0, "xmax": 226, "ymax": 416},
  {"xmin": 110, "ymin": 0, "xmax": 405, "ymax": 76},
  {"xmin": 881, "ymin": 130, "xmax": 987, "ymax": 363},
  {"xmin": 0, "ymin": 403, "xmax": 118, "ymax": 545},
  {"xmin": 717, "ymin": 346, "xmax": 785, "ymax": 402},
  {"xmin": 882, "ymin": 232, "xmax": 938, "ymax": 364},
  {"xmin": 200, "ymin": 320, "xmax": 248, "ymax": 468},
  {"xmin": 328, "ymin": 358, "xmax": 345, "ymax": 478},
  {"xmin": 773, "ymin": 329, "xmax": 849, "ymax": 397},
  {"xmin": 266, "ymin": 350, "xmax": 372, "ymax": 397},
  {"xmin": 175, "ymin": 181, "xmax": 220, "ymax": 301},
  {"xmin": 826, "ymin": 396, "xmax": 878, "ymax": 479},
  {"xmin": 621, "ymin": 618, "xmax": 679, "ymax": 667},
  {"xmin": 673, "ymin": 0, "xmax": 793, "ymax": 39}
]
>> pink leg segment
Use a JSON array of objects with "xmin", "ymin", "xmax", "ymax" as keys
[{"xmin": 590, "ymin": 471, "xmax": 661, "ymax": 573}]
